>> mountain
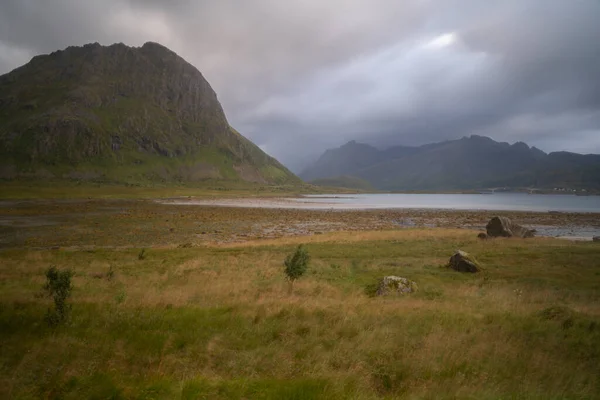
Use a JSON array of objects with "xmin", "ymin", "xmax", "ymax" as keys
[
  {"xmin": 0, "ymin": 42, "xmax": 299, "ymax": 185},
  {"xmin": 301, "ymin": 135, "xmax": 600, "ymax": 191},
  {"xmin": 308, "ymin": 175, "xmax": 375, "ymax": 191},
  {"xmin": 301, "ymin": 141, "xmax": 382, "ymax": 181}
]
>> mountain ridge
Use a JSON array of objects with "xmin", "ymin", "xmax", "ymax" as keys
[
  {"xmin": 301, "ymin": 135, "xmax": 600, "ymax": 191},
  {"xmin": 0, "ymin": 42, "xmax": 299, "ymax": 185}
]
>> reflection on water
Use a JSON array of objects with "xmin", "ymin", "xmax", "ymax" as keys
[{"xmin": 297, "ymin": 193, "xmax": 600, "ymax": 213}]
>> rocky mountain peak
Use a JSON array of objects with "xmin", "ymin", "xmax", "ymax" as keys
[{"xmin": 0, "ymin": 42, "xmax": 299, "ymax": 185}]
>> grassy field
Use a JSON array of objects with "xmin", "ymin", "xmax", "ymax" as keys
[{"xmin": 1, "ymin": 215, "xmax": 599, "ymax": 399}]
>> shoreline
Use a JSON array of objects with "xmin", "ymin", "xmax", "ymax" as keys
[
  {"xmin": 158, "ymin": 196, "xmax": 600, "ymax": 213},
  {"xmin": 157, "ymin": 197, "xmax": 600, "ymax": 241},
  {"xmin": 1, "ymin": 198, "xmax": 599, "ymax": 249}
]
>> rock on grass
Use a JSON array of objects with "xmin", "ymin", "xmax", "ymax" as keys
[
  {"xmin": 376, "ymin": 276, "xmax": 418, "ymax": 296},
  {"xmin": 447, "ymin": 250, "xmax": 481, "ymax": 273}
]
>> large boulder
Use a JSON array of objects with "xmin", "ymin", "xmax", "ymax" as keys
[
  {"xmin": 486, "ymin": 216, "xmax": 535, "ymax": 238},
  {"xmin": 376, "ymin": 276, "xmax": 418, "ymax": 296},
  {"xmin": 448, "ymin": 250, "xmax": 481, "ymax": 273}
]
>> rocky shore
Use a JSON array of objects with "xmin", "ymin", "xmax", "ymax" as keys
[{"xmin": 1, "ymin": 197, "xmax": 599, "ymax": 249}]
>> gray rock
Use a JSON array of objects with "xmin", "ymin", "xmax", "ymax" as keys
[
  {"xmin": 486, "ymin": 216, "xmax": 534, "ymax": 238},
  {"xmin": 448, "ymin": 250, "xmax": 481, "ymax": 273},
  {"xmin": 376, "ymin": 276, "xmax": 418, "ymax": 296}
]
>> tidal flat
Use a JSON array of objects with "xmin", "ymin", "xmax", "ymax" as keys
[
  {"xmin": 1, "ymin": 198, "xmax": 600, "ymax": 249},
  {"xmin": 0, "ymin": 198, "xmax": 599, "ymax": 399}
]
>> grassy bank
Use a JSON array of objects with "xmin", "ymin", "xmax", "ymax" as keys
[
  {"xmin": 0, "ymin": 181, "xmax": 314, "ymax": 200},
  {"xmin": 1, "ymin": 229, "xmax": 599, "ymax": 399},
  {"xmin": 0, "ymin": 180, "xmax": 369, "ymax": 200}
]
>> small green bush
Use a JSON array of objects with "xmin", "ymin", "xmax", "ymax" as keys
[
  {"xmin": 284, "ymin": 244, "xmax": 310, "ymax": 293},
  {"xmin": 43, "ymin": 266, "xmax": 73, "ymax": 326},
  {"xmin": 138, "ymin": 249, "xmax": 147, "ymax": 260}
]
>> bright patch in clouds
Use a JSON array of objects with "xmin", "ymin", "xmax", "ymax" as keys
[{"xmin": 426, "ymin": 32, "xmax": 457, "ymax": 48}]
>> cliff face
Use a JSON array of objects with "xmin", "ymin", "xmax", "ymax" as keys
[{"xmin": 0, "ymin": 42, "xmax": 299, "ymax": 184}]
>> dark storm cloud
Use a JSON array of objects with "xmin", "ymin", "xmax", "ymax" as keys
[{"xmin": 1, "ymin": 0, "xmax": 599, "ymax": 171}]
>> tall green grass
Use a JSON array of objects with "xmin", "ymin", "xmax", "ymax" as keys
[{"xmin": 1, "ymin": 230, "xmax": 599, "ymax": 398}]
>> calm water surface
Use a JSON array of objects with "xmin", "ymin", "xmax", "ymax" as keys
[{"xmin": 296, "ymin": 193, "xmax": 600, "ymax": 213}]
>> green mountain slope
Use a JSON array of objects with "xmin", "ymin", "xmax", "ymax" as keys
[
  {"xmin": 301, "ymin": 135, "xmax": 600, "ymax": 191},
  {"xmin": 0, "ymin": 42, "xmax": 299, "ymax": 185}
]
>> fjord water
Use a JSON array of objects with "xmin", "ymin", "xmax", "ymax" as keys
[{"xmin": 297, "ymin": 193, "xmax": 600, "ymax": 212}]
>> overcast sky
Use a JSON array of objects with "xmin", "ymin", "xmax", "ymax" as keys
[{"xmin": 1, "ymin": 0, "xmax": 599, "ymax": 171}]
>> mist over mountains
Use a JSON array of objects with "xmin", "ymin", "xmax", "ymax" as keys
[{"xmin": 301, "ymin": 135, "xmax": 600, "ymax": 191}]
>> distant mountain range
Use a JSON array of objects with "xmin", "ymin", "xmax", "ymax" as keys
[
  {"xmin": 301, "ymin": 135, "xmax": 600, "ymax": 191},
  {"xmin": 0, "ymin": 42, "xmax": 299, "ymax": 185}
]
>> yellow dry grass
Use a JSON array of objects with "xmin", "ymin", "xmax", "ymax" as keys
[{"xmin": 1, "ymin": 218, "xmax": 599, "ymax": 398}]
